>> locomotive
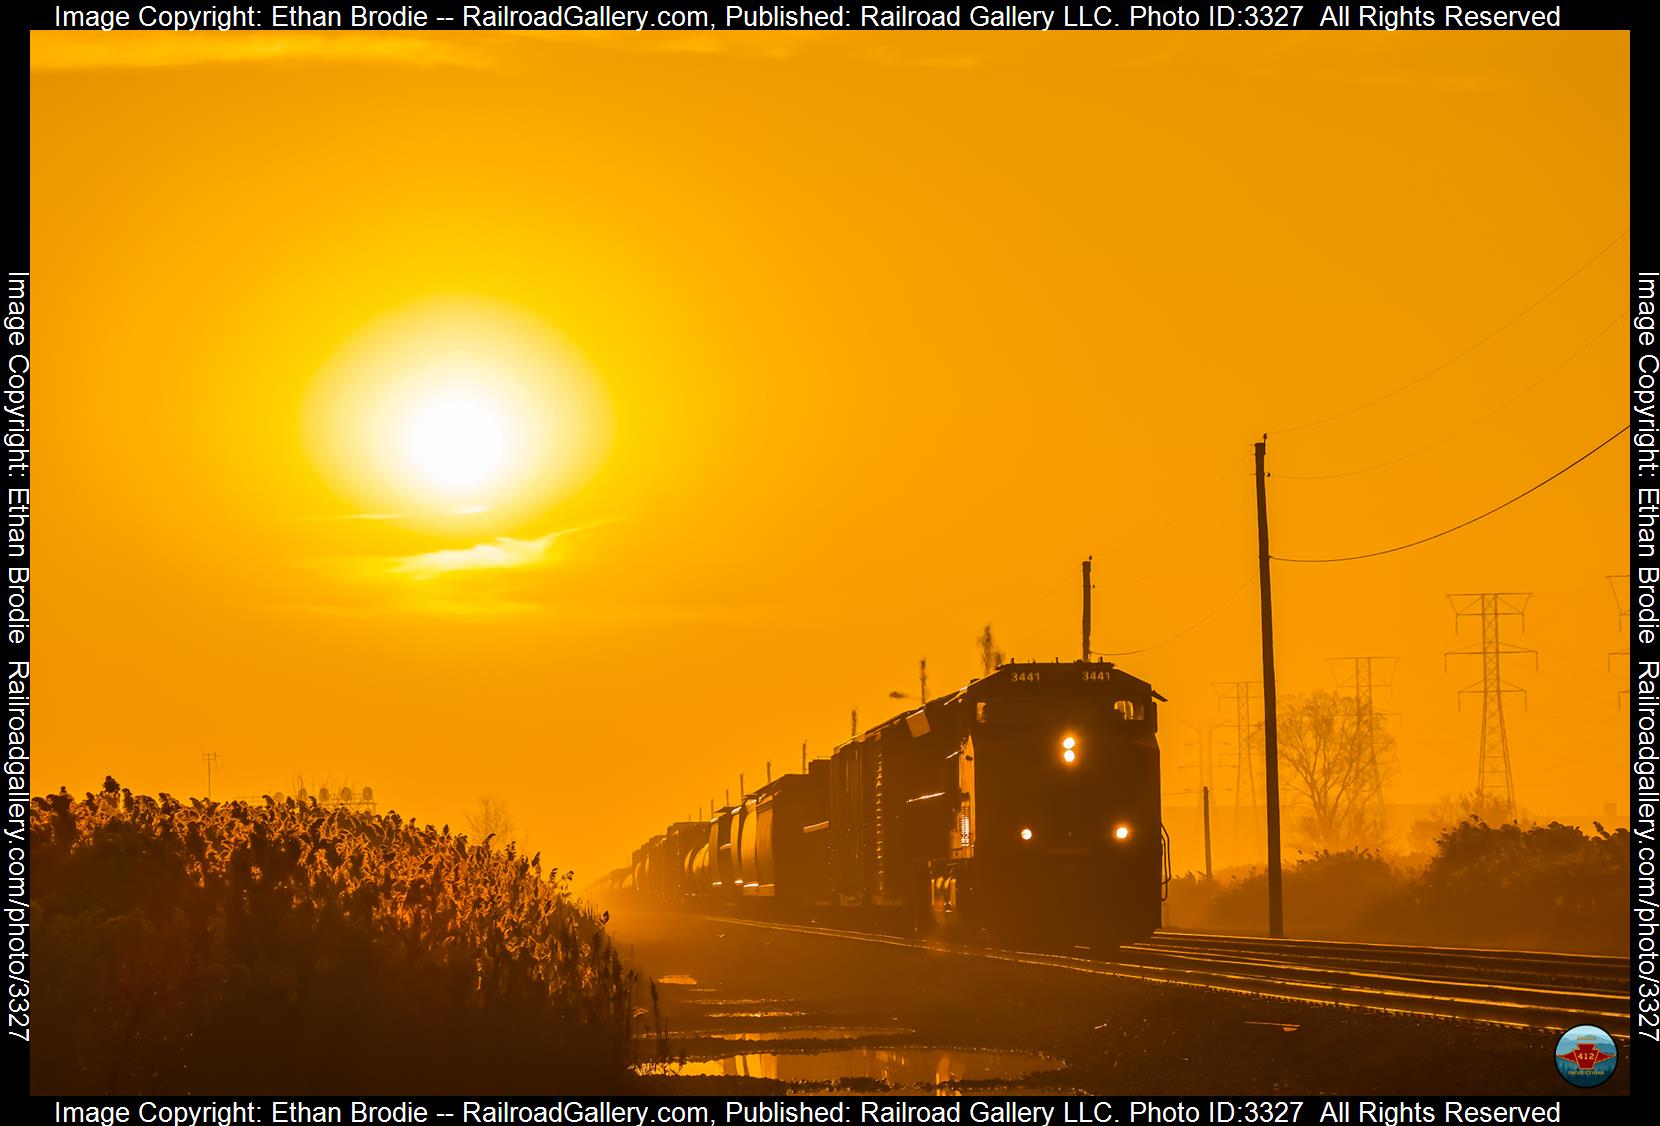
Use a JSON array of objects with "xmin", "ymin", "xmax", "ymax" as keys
[{"xmin": 622, "ymin": 659, "xmax": 1169, "ymax": 947}]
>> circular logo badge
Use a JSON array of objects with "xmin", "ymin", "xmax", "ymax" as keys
[{"xmin": 1555, "ymin": 1025, "xmax": 1618, "ymax": 1088}]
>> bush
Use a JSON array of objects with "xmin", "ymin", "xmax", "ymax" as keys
[
  {"xmin": 1392, "ymin": 819, "xmax": 1630, "ymax": 953},
  {"xmin": 1166, "ymin": 822, "xmax": 1628, "ymax": 954},
  {"xmin": 1167, "ymin": 850, "xmax": 1404, "ymax": 939},
  {"xmin": 32, "ymin": 779, "xmax": 638, "ymax": 1094}
]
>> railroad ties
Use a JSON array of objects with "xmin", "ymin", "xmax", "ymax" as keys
[
  {"xmin": 704, "ymin": 916, "xmax": 1630, "ymax": 1039},
  {"xmin": 1118, "ymin": 931, "xmax": 1630, "ymax": 1038}
]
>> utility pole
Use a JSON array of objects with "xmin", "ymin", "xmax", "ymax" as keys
[
  {"xmin": 1181, "ymin": 719, "xmax": 1217, "ymax": 878},
  {"xmin": 1253, "ymin": 436, "xmax": 1284, "ymax": 939},
  {"xmin": 202, "ymin": 752, "xmax": 220, "ymax": 801},
  {"xmin": 1202, "ymin": 785, "xmax": 1213, "ymax": 881},
  {"xmin": 1082, "ymin": 556, "xmax": 1093, "ymax": 660},
  {"xmin": 1446, "ymin": 594, "xmax": 1535, "ymax": 821}
]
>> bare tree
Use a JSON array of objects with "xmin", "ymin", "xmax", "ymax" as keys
[
  {"xmin": 1277, "ymin": 690, "xmax": 1393, "ymax": 851},
  {"xmin": 466, "ymin": 795, "xmax": 517, "ymax": 846}
]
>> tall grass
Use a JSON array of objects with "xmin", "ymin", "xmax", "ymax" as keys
[{"xmin": 32, "ymin": 779, "xmax": 637, "ymax": 1094}]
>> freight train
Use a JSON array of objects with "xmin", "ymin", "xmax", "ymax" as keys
[{"xmin": 619, "ymin": 659, "xmax": 1170, "ymax": 947}]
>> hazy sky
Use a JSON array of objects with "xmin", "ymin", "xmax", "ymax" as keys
[{"xmin": 34, "ymin": 31, "xmax": 1629, "ymax": 877}]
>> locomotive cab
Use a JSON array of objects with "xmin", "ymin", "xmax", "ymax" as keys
[
  {"xmin": 825, "ymin": 659, "xmax": 1165, "ymax": 949},
  {"xmin": 955, "ymin": 663, "xmax": 1164, "ymax": 946}
]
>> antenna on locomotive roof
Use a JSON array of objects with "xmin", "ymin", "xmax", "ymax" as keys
[
  {"xmin": 851, "ymin": 709, "xmax": 858, "ymax": 737},
  {"xmin": 1083, "ymin": 556, "xmax": 1094, "ymax": 661},
  {"xmin": 802, "ymin": 741, "xmax": 808, "ymax": 772},
  {"xmin": 766, "ymin": 761, "xmax": 772, "ymax": 783}
]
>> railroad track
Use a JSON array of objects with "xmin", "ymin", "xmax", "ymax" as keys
[
  {"xmin": 1139, "ymin": 931, "xmax": 1628, "ymax": 990},
  {"xmin": 705, "ymin": 916, "xmax": 1630, "ymax": 1038}
]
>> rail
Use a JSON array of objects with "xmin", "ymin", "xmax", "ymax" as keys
[{"xmin": 694, "ymin": 914, "xmax": 1630, "ymax": 1038}]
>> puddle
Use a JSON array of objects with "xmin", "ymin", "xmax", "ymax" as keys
[
  {"xmin": 637, "ymin": 1045, "xmax": 1064, "ymax": 1092},
  {"xmin": 641, "ymin": 1027, "xmax": 911, "ymax": 1044},
  {"xmin": 657, "ymin": 975, "xmax": 699, "ymax": 986},
  {"xmin": 712, "ymin": 1028, "xmax": 914, "ymax": 1042}
]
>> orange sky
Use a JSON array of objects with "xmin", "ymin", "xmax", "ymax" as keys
[{"xmin": 33, "ymin": 31, "xmax": 1630, "ymax": 877}]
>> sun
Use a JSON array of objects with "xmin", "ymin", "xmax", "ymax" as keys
[
  {"xmin": 400, "ymin": 391, "xmax": 512, "ymax": 496},
  {"xmin": 306, "ymin": 299, "xmax": 609, "ymax": 520}
]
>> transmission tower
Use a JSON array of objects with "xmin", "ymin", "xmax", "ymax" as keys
[
  {"xmin": 1445, "ymin": 594, "xmax": 1536, "ymax": 822},
  {"xmin": 1610, "ymin": 575, "xmax": 1630, "ymax": 708},
  {"xmin": 1327, "ymin": 657, "xmax": 1397, "ymax": 834},
  {"xmin": 202, "ymin": 752, "xmax": 220, "ymax": 801},
  {"xmin": 1215, "ymin": 681, "xmax": 1263, "ymax": 852},
  {"xmin": 1183, "ymin": 719, "xmax": 1218, "ymax": 791}
]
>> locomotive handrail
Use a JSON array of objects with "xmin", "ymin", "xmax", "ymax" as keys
[{"xmin": 1160, "ymin": 824, "xmax": 1172, "ymax": 902}]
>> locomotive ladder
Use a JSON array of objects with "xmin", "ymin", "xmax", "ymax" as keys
[{"xmin": 873, "ymin": 747, "xmax": 886, "ymax": 896}]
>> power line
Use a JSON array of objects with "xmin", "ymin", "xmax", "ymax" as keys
[
  {"xmin": 1091, "ymin": 573, "xmax": 1255, "ymax": 656},
  {"xmin": 1271, "ymin": 229, "xmax": 1629, "ymax": 436},
  {"xmin": 1274, "ymin": 315, "xmax": 1621, "ymax": 481},
  {"xmin": 1272, "ymin": 425, "xmax": 1629, "ymax": 564},
  {"xmin": 1097, "ymin": 453, "xmax": 1251, "ymax": 558},
  {"xmin": 1090, "ymin": 490, "xmax": 1256, "ymax": 590}
]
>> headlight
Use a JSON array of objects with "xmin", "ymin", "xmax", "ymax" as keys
[
  {"xmin": 1062, "ymin": 735, "xmax": 1077, "ymax": 763},
  {"xmin": 1020, "ymin": 828, "xmax": 1034, "ymax": 841},
  {"xmin": 1113, "ymin": 824, "xmax": 1131, "ymax": 842}
]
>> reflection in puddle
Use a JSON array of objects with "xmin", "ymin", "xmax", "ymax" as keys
[
  {"xmin": 706, "ymin": 1010, "xmax": 808, "ymax": 1019},
  {"xmin": 657, "ymin": 975, "xmax": 699, "ymax": 986},
  {"xmin": 640, "ymin": 1028, "xmax": 906, "ymax": 1043},
  {"xmin": 711, "ymin": 1028, "xmax": 913, "ymax": 1042},
  {"xmin": 639, "ymin": 1046, "xmax": 1063, "ymax": 1092}
]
